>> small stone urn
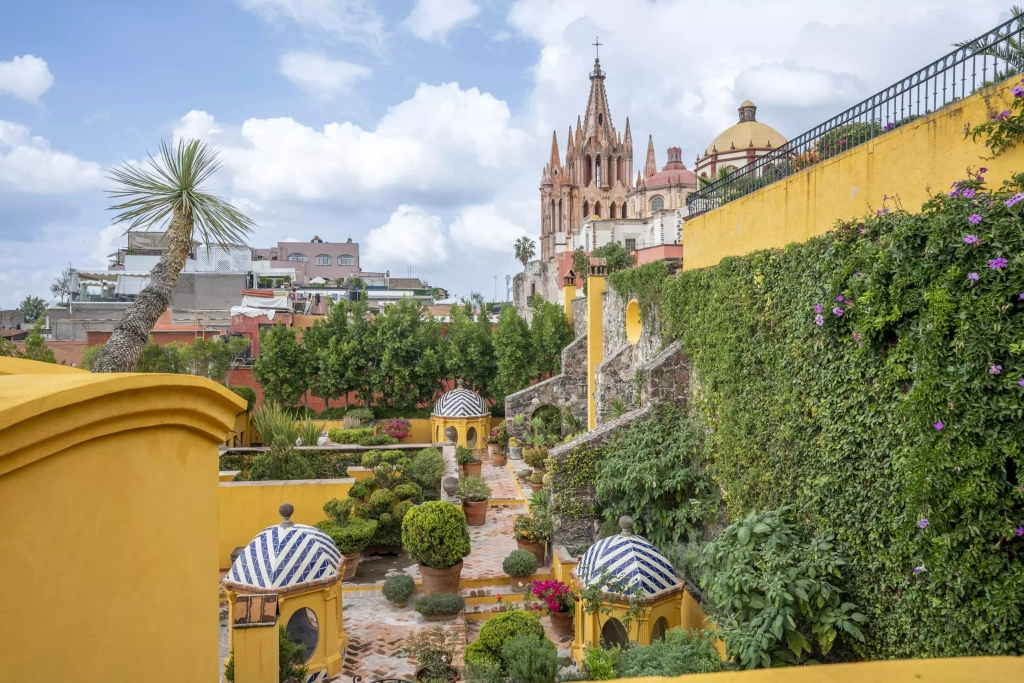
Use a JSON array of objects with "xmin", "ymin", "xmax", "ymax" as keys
[
  {"xmin": 441, "ymin": 476, "xmax": 459, "ymax": 497},
  {"xmin": 444, "ymin": 426, "xmax": 457, "ymax": 445}
]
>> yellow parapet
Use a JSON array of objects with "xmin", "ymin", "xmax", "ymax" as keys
[
  {"xmin": 684, "ymin": 75, "xmax": 1024, "ymax": 270},
  {"xmin": 0, "ymin": 357, "xmax": 246, "ymax": 683},
  {"xmin": 586, "ymin": 259, "xmax": 608, "ymax": 430}
]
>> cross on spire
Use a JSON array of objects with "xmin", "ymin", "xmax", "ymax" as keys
[{"xmin": 593, "ymin": 37, "xmax": 602, "ymax": 59}]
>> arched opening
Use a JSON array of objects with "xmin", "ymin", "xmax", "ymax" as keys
[
  {"xmin": 315, "ymin": 254, "xmax": 331, "ymax": 265},
  {"xmin": 594, "ymin": 201, "xmax": 602, "ymax": 218},
  {"xmin": 549, "ymin": 199, "xmax": 555, "ymax": 233},
  {"xmin": 617, "ymin": 157, "xmax": 625, "ymax": 185},
  {"xmin": 626, "ymin": 299, "xmax": 642, "ymax": 345},
  {"xmin": 558, "ymin": 199, "xmax": 563, "ymax": 232},
  {"xmin": 286, "ymin": 253, "xmax": 308, "ymax": 262},
  {"xmin": 584, "ymin": 155, "xmax": 593, "ymax": 186},
  {"xmin": 285, "ymin": 607, "xmax": 319, "ymax": 662},
  {"xmin": 650, "ymin": 195, "xmax": 665, "ymax": 212},
  {"xmin": 598, "ymin": 113, "xmax": 604, "ymax": 126},
  {"xmin": 596, "ymin": 156, "xmax": 602, "ymax": 186},
  {"xmin": 601, "ymin": 617, "xmax": 629, "ymax": 648},
  {"xmin": 609, "ymin": 202, "xmax": 617, "ymax": 219},
  {"xmin": 466, "ymin": 427, "xmax": 478, "ymax": 449},
  {"xmin": 531, "ymin": 405, "xmax": 562, "ymax": 436},
  {"xmin": 621, "ymin": 204, "xmax": 628, "ymax": 218},
  {"xmin": 583, "ymin": 200, "xmax": 589, "ymax": 219},
  {"xmin": 651, "ymin": 616, "xmax": 669, "ymax": 643},
  {"xmin": 338, "ymin": 254, "xmax": 355, "ymax": 265},
  {"xmin": 435, "ymin": 425, "xmax": 441, "ymax": 443}
]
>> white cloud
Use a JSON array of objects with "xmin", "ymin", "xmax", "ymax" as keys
[
  {"xmin": 363, "ymin": 205, "xmax": 449, "ymax": 269},
  {"xmin": 0, "ymin": 120, "xmax": 103, "ymax": 193},
  {"xmin": 449, "ymin": 203, "xmax": 530, "ymax": 253},
  {"xmin": 403, "ymin": 0, "xmax": 479, "ymax": 43},
  {"xmin": 0, "ymin": 55, "xmax": 54, "ymax": 104},
  {"xmin": 172, "ymin": 82, "xmax": 530, "ymax": 205},
  {"xmin": 279, "ymin": 52, "xmax": 372, "ymax": 98},
  {"xmin": 237, "ymin": 0, "xmax": 385, "ymax": 50},
  {"xmin": 90, "ymin": 224, "xmax": 123, "ymax": 267}
]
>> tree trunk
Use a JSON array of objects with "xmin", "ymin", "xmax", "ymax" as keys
[{"xmin": 92, "ymin": 208, "xmax": 193, "ymax": 373}]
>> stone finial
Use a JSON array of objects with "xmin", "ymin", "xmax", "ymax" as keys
[
  {"xmin": 279, "ymin": 503, "xmax": 295, "ymax": 528},
  {"xmin": 456, "ymin": 378, "xmax": 465, "ymax": 389},
  {"xmin": 442, "ymin": 476, "xmax": 459, "ymax": 496},
  {"xmin": 619, "ymin": 515, "xmax": 634, "ymax": 537},
  {"xmin": 444, "ymin": 426, "xmax": 457, "ymax": 444}
]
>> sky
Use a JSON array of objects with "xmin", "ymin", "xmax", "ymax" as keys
[{"xmin": 0, "ymin": 0, "xmax": 1018, "ymax": 309}]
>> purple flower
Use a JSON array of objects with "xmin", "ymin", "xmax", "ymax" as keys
[
  {"xmin": 934, "ymin": 420, "xmax": 945, "ymax": 431},
  {"xmin": 919, "ymin": 518, "xmax": 929, "ymax": 529},
  {"xmin": 989, "ymin": 257, "xmax": 1008, "ymax": 270},
  {"xmin": 949, "ymin": 190, "xmax": 959, "ymax": 197},
  {"xmin": 814, "ymin": 303, "xmax": 823, "ymax": 313},
  {"xmin": 961, "ymin": 188, "xmax": 976, "ymax": 198},
  {"xmin": 964, "ymin": 234, "xmax": 978, "ymax": 244},
  {"xmin": 836, "ymin": 295, "xmax": 844, "ymax": 302},
  {"xmin": 815, "ymin": 314, "xmax": 824, "ymax": 326},
  {"xmin": 980, "ymin": 167, "xmax": 988, "ymax": 173},
  {"xmin": 913, "ymin": 564, "xmax": 926, "ymax": 574},
  {"xmin": 1016, "ymin": 527, "xmax": 1024, "ymax": 537},
  {"xmin": 1006, "ymin": 193, "xmax": 1024, "ymax": 207},
  {"xmin": 998, "ymin": 110, "xmax": 1011, "ymax": 120},
  {"xmin": 990, "ymin": 364, "xmax": 1003, "ymax": 375},
  {"xmin": 1019, "ymin": 293, "xmax": 1024, "ymax": 299},
  {"xmin": 969, "ymin": 213, "xmax": 983, "ymax": 224},
  {"xmin": 968, "ymin": 272, "xmax": 979, "ymax": 282},
  {"xmin": 1013, "ymin": 84, "xmax": 1024, "ymax": 98},
  {"xmin": 832, "ymin": 307, "xmax": 844, "ymax": 317},
  {"xmin": 884, "ymin": 122, "xmax": 895, "ymax": 131},
  {"xmin": 1019, "ymin": 378, "xmax": 1024, "ymax": 387}
]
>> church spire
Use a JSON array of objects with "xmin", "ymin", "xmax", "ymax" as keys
[
  {"xmin": 624, "ymin": 117, "xmax": 632, "ymax": 147},
  {"xmin": 582, "ymin": 54, "xmax": 613, "ymax": 139},
  {"xmin": 549, "ymin": 130, "xmax": 561, "ymax": 171},
  {"xmin": 566, "ymin": 126, "xmax": 574, "ymax": 157},
  {"xmin": 644, "ymin": 135, "xmax": 657, "ymax": 178}
]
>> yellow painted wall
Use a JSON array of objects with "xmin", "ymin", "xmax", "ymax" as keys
[
  {"xmin": 587, "ymin": 275, "xmax": 606, "ymax": 430},
  {"xmin": 0, "ymin": 361, "xmax": 244, "ymax": 683},
  {"xmin": 684, "ymin": 76, "xmax": 1024, "ymax": 270},
  {"xmin": 219, "ymin": 477, "xmax": 361, "ymax": 569},
  {"xmin": 620, "ymin": 656, "xmax": 1023, "ymax": 683},
  {"xmin": 295, "ymin": 417, "xmax": 433, "ymax": 443}
]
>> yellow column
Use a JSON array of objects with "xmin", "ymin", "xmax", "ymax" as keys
[
  {"xmin": 586, "ymin": 259, "xmax": 607, "ymax": 430},
  {"xmin": 230, "ymin": 594, "xmax": 280, "ymax": 683},
  {"xmin": 562, "ymin": 274, "xmax": 577, "ymax": 327}
]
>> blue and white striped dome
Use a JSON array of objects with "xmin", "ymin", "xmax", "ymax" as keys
[
  {"xmin": 227, "ymin": 522, "xmax": 341, "ymax": 589},
  {"xmin": 577, "ymin": 530, "xmax": 681, "ymax": 596},
  {"xmin": 433, "ymin": 380, "xmax": 488, "ymax": 417}
]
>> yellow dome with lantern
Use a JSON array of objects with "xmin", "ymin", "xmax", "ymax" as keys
[{"xmin": 705, "ymin": 100, "xmax": 787, "ymax": 154}]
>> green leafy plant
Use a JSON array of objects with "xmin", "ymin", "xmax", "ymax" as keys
[
  {"xmin": 616, "ymin": 628, "xmax": 722, "ymax": 677},
  {"xmin": 579, "ymin": 569, "xmax": 650, "ymax": 644},
  {"xmin": 414, "ymin": 592, "xmax": 465, "ymax": 617},
  {"xmin": 401, "ymin": 501, "xmax": 471, "ymax": 569},
  {"xmin": 228, "ymin": 385, "xmax": 257, "ymax": 412},
  {"xmin": 968, "ymin": 78, "xmax": 1024, "ymax": 156},
  {"xmin": 465, "ymin": 660, "xmax": 503, "ymax": 683},
  {"xmin": 529, "ymin": 471, "xmax": 545, "ymax": 485},
  {"xmin": 547, "ymin": 443, "xmax": 600, "ymax": 522},
  {"xmin": 315, "ymin": 517, "xmax": 377, "ymax": 554},
  {"xmin": 455, "ymin": 446, "xmax": 479, "ymax": 465},
  {"xmin": 253, "ymin": 401, "xmax": 297, "ymax": 445},
  {"xmin": 456, "ymin": 476, "xmax": 492, "ymax": 503},
  {"xmin": 582, "ymin": 646, "xmax": 621, "ymax": 680},
  {"xmin": 523, "ymin": 447, "xmax": 548, "ymax": 469},
  {"xmin": 512, "ymin": 513, "xmax": 552, "ymax": 544},
  {"xmin": 407, "ymin": 448, "xmax": 446, "ymax": 492},
  {"xmin": 701, "ymin": 507, "xmax": 865, "ymax": 668},
  {"xmin": 501, "ymin": 634, "xmax": 559, "ymax": 683},
  {"xmin": 296, "ymin": 416, "xmax": 325, "ymax": 446},
  {"xmin": 358, "ymin": 433, "xmax": 398, "ymax": 446},
  {"xmin": 402, "ymin": 625, "xmax": 460, "ymax": 681},
  {"xmin": 327, "ymin": 427, "xmax": 373, "ymax": 444},
  {"xmin": 463, "ymin": 610, "xmax": 546, "ymax": 669},
  {"xmin": 502, "ymin": 549, "xmax": 538, "ymax": 577},
  {"xmin": 247, "ymin": 437, "xmax": 315, "ymax": 481},
  {"xmin": 609, "ymin": 397, "xmax": 628, "ymax": 418}
]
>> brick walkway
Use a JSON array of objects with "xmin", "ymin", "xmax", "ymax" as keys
[{"xmin": 481, "ymin": 460, "xmax": 523, "ymax": 501}]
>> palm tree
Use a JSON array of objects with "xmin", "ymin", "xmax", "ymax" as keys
[
  {"xmin": 698, "ymin": 166, "xmax": 735, "ymax": 188},
  {"xmin": 514, "ymin": 236, "xmax": 536, "ymax": 268},
  {"xmin": 955, "ymin": 6, "xmax": 1024, "ymax": 71},
  {"xmin": 92, "ymin": 139, "xmax": 255, "ymax": 373}
]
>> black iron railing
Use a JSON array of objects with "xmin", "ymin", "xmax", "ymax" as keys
[{"xmin": 686, "ymin": 15, "xmax": 1024, "ymax": 217}]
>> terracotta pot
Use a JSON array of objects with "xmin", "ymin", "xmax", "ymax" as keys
[
  {"xmin": 463, "ymin": 500, "xmax": 488, "ymax": 526},
  {"xmin": 341, "ymin": 551, "xmax": 361, "ymax": 581},
  {"xmin": 393, "ymin": 601, "xmax": 408, "ymax": 609},
  {"xmin": 550, "ymin": 611, "xmax": 574, "ymax": 636},
  {"xmin": 532, "ymin": 466, "xmax": 546, "ymax": 475},
  {"xmin": 416, "ymin": 666, "xmax": 460, "ymax": 683},
  {"xmin": 516, "ymin": 539, "xmax": 546, "ymax": 566},
  {"xmin": 420, "ymin": 560, "xmax": 463, "ymax": 595},
  {"xmin": 508, "ymin": 446, "xmax": 523, "ymax": 460},
  {"xmin": 492, "ymin": 452, "xmax": 507, "ymax": 467},
  {"xmin": 422, "ymin": 612, "xmax": 460, "ymax": 622},
  {"xmin": 530, "ymin": 483, "xmax": 544, "ymax": 494},
  {"xmin": 463, "ymin": 460, "xmax": 483, "ymax": 477}
]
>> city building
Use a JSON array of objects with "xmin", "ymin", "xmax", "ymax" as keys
[
  {"xmin": 694, "ymin": 100, "xmax": 787, "ymax": 179},
  {"xmin": 251, "ymin": 236, "xmax": 361, "ymax": 285}
]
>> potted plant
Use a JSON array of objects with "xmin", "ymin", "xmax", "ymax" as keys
[
  {"xmin": 315, "ymin": 516, "xmax": 377, "ymax": 580},
  {"xmin": 456, "ymin": 446, "xmax": 482, "ymax": 477},
  {"xmin": 526, "ymin": 579, "xmax": 576, "ymax": 636},
  {"xmin": 508, "ymin": 436, "xmax": 524, "ymax": 460},
  {"xmin": 487, "ymin": 422, "xmax": 507, "ymax": 459},
  {"xmin": 529, "ymin": 471, "xmax": 545, "ymax": 495},
  {"xmin": 402, "ymin": 624, "xmax": 461, "ymax": 682},
  {"xmin": 524, "ymin": 447, "xmax": 548, "ymax": 472},
  {"xmin": 502, "ymin": 549, "xmax": 538, "ymax": 589},
  {"xmin": 457, "ymin": 476, "xmax": 492, "ymax": 526},
  {"xmin": 382, "ymin": 573, "xmax": 415, "ymax": 608},
  {"xmin": 414, "ymin": 593, "xmax": 466, "ymax": 621},
  {"xmin": 402, "ymin": 501, "xmax": 471, "ymax": 594},
  {"xmin": 512, "ymin": 513, "xmax": 551, "ymax": 566},
  {"xmin": 517, "ymin": 468, "xmax": 532, "ymax": 482}
]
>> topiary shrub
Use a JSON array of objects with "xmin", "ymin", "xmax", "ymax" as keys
[
  {"xmin": 616, "ymin": 628, "xmax": 722, "ymax": 677},
  {"xmin": 401, "ymin": 501, "xmax": 471, "ymax": 569},
  {"xmin": 470, "ymin": 610, "xmax": 545, "ymax": 667},
  {"xmin": 327, "ymin": 427, "xmax": 373, "ymax": 444},
  {"xmin": 583, "ymin": 646, "xmax": 620, "ymax": 680},
  {"xmin": 502, "ymin": 634, "xmax": 558, "ymax": 683},
  {"xmin": 358, "ymin": 433, "xmax": 399, "ymax": 446},
  {"xmin": 315, "ymin": 518, "xmax": 377, "ymax": 555},
  {"xmin": 408, "ymin": 448, "xmax": 446, "ymax": 493},
  {"xmin": 382, "ymin": 573, "xmax": 415, "ymax": 605},
  {"xmin": 414, "ymin": 592, "xmax": 465, "ymax": 617},
  {"xmin": 502, "ymin": 549, "xmax": 538, "ymax": 577},
  {"xmin": 247, "ymin": 437, "xmax": 315, "ymax": 481}
]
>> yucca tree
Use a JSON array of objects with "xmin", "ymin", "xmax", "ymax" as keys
[
  {"xmin": 514, "ymin": 236, "xmax": 536, "ymax": 268},
  {"xmin": 92, "ymin": 139, "xmax": 255, "ymax": 373}
]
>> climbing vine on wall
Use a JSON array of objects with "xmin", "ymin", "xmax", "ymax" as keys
[
  {"xmin": 627, "ymin": 173, "xmax": 1024, "ymax": 659},
  {"xmin": 609, "ymin": 260, "xmax": 667, "ymax": 324},
  {"xmin": 549, "ymin": 443, "xmax": 602, "ymax": 519}
]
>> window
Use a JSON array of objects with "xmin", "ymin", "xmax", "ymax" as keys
[
  {"xmin": 594, "ymin": 201, "xmax": 602, "ymax": 218},
  {"xmin": 285, "ymin": 608, "xmax": 319, "ymax": 662},
  {"xmin": 286, "ymin": 253, "xmax": 308, "ymax": 262},
  {"xmin": 583, "ymin": 200, "xmax": 590, "ymax": 218},
  {"xmin": 314, "ymin": 254, "xmax": 331, "ymax": 265},
  {"xmin": 338, "ymin": 254, "xmax": 355, "ymax": 266},
  {"xmin": 650, "ymin": 196, "xmax": 665, "ymax": 212},
  {"xmin": 651, "ymin": 617, "xmax": 669, "ymax": 642},
  {"xmin": 625, "ymin": 238, "xmax": 636, "ymax": 251}
]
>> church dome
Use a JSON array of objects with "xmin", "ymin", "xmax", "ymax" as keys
[
  {"xmin": 705, "ymin": 100, "xmax": 787, "ymax": 155},
  {"xmin": 433, "ymin": 379, "xmax": 488, "ymax": 417},
  {"xmin": 577, "ymin": 518, "xmax": 681, "ymax": 596},
  {"xmin": 640, "ymin": 147, "xmax": 697, "ymax": 189},
  {"xmin": 227, "ymin": 507, "xmax": 341, "ymax": 590}
]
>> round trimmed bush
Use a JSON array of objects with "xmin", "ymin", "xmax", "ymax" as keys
[
  {"xmin": 414, "ymin": 592, "xmax": 465, "ymax": 616},
  {"xmin": 315, "ymin": 518, "xmax": 377, "ymax": 554},
  {"xmin": 502, "ymin": 549, "xmax": 538, "ymax": 577},
  {"xmin": 401, "ymin": 501, "xmax": 471, "ymax": 569},
  {"xmin": 382, "ymin": 573, "xmax": 415, "ymax": 605},
  {"xmin": 473, "ymin": 611, "xmax": 545, "ymax": 664}
]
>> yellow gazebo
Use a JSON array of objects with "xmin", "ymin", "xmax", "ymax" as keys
[
  {"xmin": 222, "ymin": 504, "xmax": 347, "ymax": 683},
  {"xmin": 430, "ymin": 379, "xmax": 491, "ymax": 448},
  {"xmin": 570, "ymin": 517, "xmax": 709, "ymax": 665}
]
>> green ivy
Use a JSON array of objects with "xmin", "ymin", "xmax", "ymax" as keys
[
  {"xmin": 642, "ymin": 173, "xmax": 1024, "ymax": 658},
  {"xmin": 608, "ymin": 260, "xmax": 667, "ymax": 324},
  {"xmin": 549, "ymin": 443, "xmax": 602, "ymax": 519}
]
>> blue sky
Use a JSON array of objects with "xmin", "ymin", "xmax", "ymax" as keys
[{"xmin": 0, "ymin": 0, "xmax": 1017, "ymax": 308}]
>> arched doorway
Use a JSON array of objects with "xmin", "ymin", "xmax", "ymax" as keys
[
  {"xmin": 601, "ymin": 617, "xmax": 629, "ymax": 648},
  {"xmin": 651, "ymin": 616, "xmax": 669, "ymax": 642}
]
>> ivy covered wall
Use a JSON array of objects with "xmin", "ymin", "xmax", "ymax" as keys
[{"xmin": 610, "ymin": 173, "xmax": 1024, "ymax": 658}]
